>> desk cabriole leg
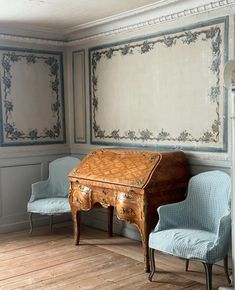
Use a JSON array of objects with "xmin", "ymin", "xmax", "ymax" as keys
[
  {"xmin": 108, "ymin": 206, "xmax": 114, "ymax": 237},
  {"xmin": 143, "ymin": 238, "xmax": 150, "ymax": 273},
  {"xmin": 139, "ymin": 220, "xmax": 151, "ymax": 273},
  {"xmin": 72, "ymin": 210, "xmax": 80, "ymax": 245}
]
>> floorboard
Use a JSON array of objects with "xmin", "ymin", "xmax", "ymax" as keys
[{"xmin": 0, "ymin": 223, "xmax": 230, "ymax": 290}]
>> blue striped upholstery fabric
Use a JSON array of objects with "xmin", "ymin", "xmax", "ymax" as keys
[{"xmin": 149, "ymin": 171, "xmax": 231, "ymax": 263}]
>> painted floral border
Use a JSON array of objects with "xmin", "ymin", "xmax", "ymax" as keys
[
  {"xmin": 90, "ymin": 19, "xmax": 227, "ymax": 150},
  {"xmin": 1, "ymin": 50, "xmax": 65, "ymax": 145}
]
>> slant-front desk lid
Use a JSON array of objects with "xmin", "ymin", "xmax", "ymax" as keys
[{"xmin": 69, "ymin": 149, "xmax": 162, "ymax": 189}]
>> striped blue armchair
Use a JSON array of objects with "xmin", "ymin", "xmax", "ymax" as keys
[
  {"xmin": 27, "ymin": 156, "xmax": 80, "ymax": 234},
  {"xmin": 148, "ymin": 171, "xmax": 231, "ymax": 290}
]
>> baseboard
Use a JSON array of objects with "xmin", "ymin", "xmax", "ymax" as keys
[{"xmin": 0, "ymin": 214, "xmax": 71, "ymax": 233}]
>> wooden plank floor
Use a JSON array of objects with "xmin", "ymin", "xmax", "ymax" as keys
[{"xmin": 0, "ymin": 223, "xmax": 230, "ymax": 290}]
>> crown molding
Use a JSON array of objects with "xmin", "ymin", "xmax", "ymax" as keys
[
  {"xmin": 0, "ymin": 22, "xmax": 64, "ymax": 37},
  {"xmin": 67, "ymin": 0, "xmax": 235, "ymax": 46},
  {"xmin": 0, "ymin": 33, "xmax": 66, "ymax": 46},
  {"xmin": 0, "ymin": 0, "xmax": 233, "ymax": 47}
]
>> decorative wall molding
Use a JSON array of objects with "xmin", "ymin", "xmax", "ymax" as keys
[
  {"xmin": 0, "ymin": 47, "xmax": 66, "ymax": 146},
  {"xmin": 0, "ymin": 0, "xmax": 233, "ymax": 46},
  {"xmin": 72, "ymin": 50, "xmax": 87, "ymax": 144},
  {"xmin": 66, "ymin": 0, "xmax": 235, "ymax": 45},
  {"xmin": 89, "ymin": 17, "xmax": 228, "ymax": 152},
  {"xmin": 0, "ymin": 33, "xmax": 66, "ymax": 46}
]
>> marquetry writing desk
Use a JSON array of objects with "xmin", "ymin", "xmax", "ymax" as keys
[{"xmin": 68, "ymin": 149, "xmax": 189, "ymax": 272}]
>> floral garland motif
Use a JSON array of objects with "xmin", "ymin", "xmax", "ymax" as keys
[
  {"xmin": 90, "ymin": 23, "xmax": 224, "ymax": 145},
  {"xmin": 2, "ymin": 52, "xmax": 62, "ymax": 141}
]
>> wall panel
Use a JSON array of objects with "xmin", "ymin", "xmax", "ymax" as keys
[
  {"xmin": 89, "ymin": 17, "xmax": 228, "ymax": 152},
  {"xmin": 73, "ymin": 50, "xmax": 86, "ymax": 143},
  {"xmin": 0, "ymin": 163, "xmax": 41, "ymax": 217},
  {"xmin": 0, "ymin": 47, "xmax": 66, "ymax": 146}
]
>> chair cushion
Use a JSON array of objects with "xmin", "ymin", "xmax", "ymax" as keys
[
  {"xmin": 149, "ymin": 228, "xmax": 220, "ymax": 263},
  {"xmin": 27, "ymin": 197, "xmax": 70, "ymax": 215}
]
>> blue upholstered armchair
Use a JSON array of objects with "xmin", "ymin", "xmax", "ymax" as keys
[
  {"xmin": 148, "ymin": 171, "xmax": 231, "ymax": 290},
  {"xmin": 27, "ymin": 156, "xmax": 80, "ymax": 234}
]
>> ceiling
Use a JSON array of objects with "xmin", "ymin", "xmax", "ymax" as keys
[
  {"xmin": 0, "ymin": 0, "xmax": 173, "ymax": 34},
  {"xmin": 0, "ymin": 0, "xmax": 231, "ymax": 42}
]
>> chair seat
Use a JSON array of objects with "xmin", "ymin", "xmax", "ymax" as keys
[
  {"xmin": 149, "ymin": 228, "xmax": 219, "ymax": 263},
  {"xmin": 27, "ymin": 197, "xmax": 70, "ymax": 215}
]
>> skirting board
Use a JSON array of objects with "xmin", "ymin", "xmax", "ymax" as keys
[{"xmin": 0, "ymin": 214, "xmax": 71, "ymax": 233}]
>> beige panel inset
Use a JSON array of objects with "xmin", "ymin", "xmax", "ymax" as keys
[
  {"xmin": 11, "ymin": 61, "xmax": 53, "ymax": 130},
  {"xmin": 90, "ymin": 19, "xmax": 227, "ymax": 151},
  {"xmin": 73, "ymin": 50, "xmax": 86, "ymax": 143}
]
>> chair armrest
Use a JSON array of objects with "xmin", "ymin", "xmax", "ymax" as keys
[
  {"xmin": 153, "ymin": 200, "xmax": 188, "ymax": 232},
  {"xmin": 215, "ymin": 213, "xmax": 231, "ymax": 244},
  {"xmin": 29, "ymin": 180, "xmax": 51, "ymax": 202},
  {"xmin": 206, "ymin": 213, "xmax": 231, "ymax": 260}
]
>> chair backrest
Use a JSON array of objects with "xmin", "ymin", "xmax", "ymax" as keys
[
  {"xmin": 185, "ymin": 170, "xmax": 231, "ymax": 233},
  {"xmin": 48, "ymin": 156, "xmax": 80, "ymax": 197}
]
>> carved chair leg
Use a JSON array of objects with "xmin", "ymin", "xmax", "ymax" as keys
[
  {"xmin": 107, "ymin": 206, "xmax": 114, "ymax": 237},
  {"xmin": 29, "ymin": 212, "xmax": 33, "ymax": 235},
  {"xmin": 224, "ymin": 255, "xmax": 231, "ymax": 285},
  {"xmin": 148, "ymin": 248, "xmax": 155, "ymax": 281},
  {"xmin": 185, "ymin": 259, "xmax": 189, "ymax": 272},
  {"xmin": 49, "ymin": 215, "xmax": 53, "ymax": 232},
  {"xmin": 203, "ymin": 262, "xmax": 213, "ymax": 290}
]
